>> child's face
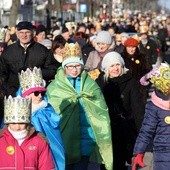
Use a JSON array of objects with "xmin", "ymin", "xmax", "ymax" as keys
[
  {"xmin": 9, "ymin": 123, "xmax": 27, "ymax": 131},
  {"xmin": 65, "ymin": 62, "xmax": 82, "ymax": 78},
  {"xmin": 27, "ymin": 91, "xmax": 45, "ymax": 104}
]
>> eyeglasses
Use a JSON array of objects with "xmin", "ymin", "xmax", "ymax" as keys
[
  {"xmin": 33, "ymin": 91, "xmax": 46, "ymax": 96},
  {"xmin": 65, "ymin": 64, "xmax": 82, "ymax": 70}
]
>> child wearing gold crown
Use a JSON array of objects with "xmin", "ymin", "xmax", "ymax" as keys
[
  {"xmin": 16, "ymin": 66, "xmax": 65, "ymax": 170},
  {"xmin": 132, "ymin": 63, "xmax": 170, "ymax": 170},
  {"xmin": 46, "ymin": 42, "xmax": 113, "ymax": 170},
  {"xmin": 0, "ymin": 96, "xmax": 55, "ymax": 169}
]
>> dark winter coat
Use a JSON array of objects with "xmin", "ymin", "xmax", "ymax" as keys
[
  {"xmin": 114, "ymin": 44, "xmax": 125, "ymax": 54},
  {"xmin": 134, "ymin": 90, "xmax": 170, "ymax": 170},
  {"xmin": 96, "ymin": 71, "xmax": 145, "ymax": 168},
  {"xmin": 139, "ymin": 38, "xmax": 159, "ymax": 66},
  {"xmin": 97, "ymin": 71, "xmax": 144, "ymax": 131},
  {"xmin": 158, "ymin": 27, "xmax": 169, "ymax": 52},
  {"xmin": 48, "ymin": 51, "xmax": 62, "ymax": 70},
  {"xmin": 121, "ymin": 48, "xmax": 151, "ymax": 81},
  {"xmin": 0, "ymin": 40, "xmax": 56, "ymax": 96}
]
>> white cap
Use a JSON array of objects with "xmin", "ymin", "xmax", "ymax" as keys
[{"xmin": 102, "ymin": 52, "xmax": 129, "ymax": 73}]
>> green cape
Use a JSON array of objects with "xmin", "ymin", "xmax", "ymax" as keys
[{"xmin": 46, "ymin": 67, "xmax": 113, "ymax": 170}]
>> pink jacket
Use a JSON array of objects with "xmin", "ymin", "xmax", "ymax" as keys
[{"xmin": 0, "ymin": 128, "xmax": 55, "ymax": 170}]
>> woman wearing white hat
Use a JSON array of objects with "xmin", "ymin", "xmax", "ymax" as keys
[
  {"xmin": 96, "ymin": 51, "xmax": 145, "ymax": 170},
  {"xmin": 85, "ymin": 30, "xmax": 113, "ymax": 71}
]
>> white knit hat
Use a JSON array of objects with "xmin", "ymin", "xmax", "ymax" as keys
[
  {"xmin": 101, "ymin": 52, "xmax": 129, "ymax": 73},
  {"xmin": 95, "ymin": 31, "xmax": 112, "ymax": 44}
]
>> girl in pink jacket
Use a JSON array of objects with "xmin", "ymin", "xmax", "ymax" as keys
[{"xmin": 0, "ymin": 95, "xmax": 55, "ymax": 170}]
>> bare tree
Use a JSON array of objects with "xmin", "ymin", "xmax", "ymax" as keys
[
  {"xmin": 9, "ymin": 0, "xmax": 20, "ymax": 27},
  {"xmin": 55, "ymin": 0, "xmax": 63, "ymax": 15}
]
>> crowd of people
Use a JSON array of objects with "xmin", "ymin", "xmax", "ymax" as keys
[{"xmin": 0, "ymin": 10, "xmax": 170, "ymax": 170}]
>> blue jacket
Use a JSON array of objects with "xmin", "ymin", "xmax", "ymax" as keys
[
  {"xmin": 16, "ymin": 88, "xmax": 65, "ymax": 170},
  {"xmin": 67, "ymin": 76, "xmax": 96, "ymax": 156},
  {"xmin": 134, "ymin": 90, "xmax": 170, "ymax": 169}
]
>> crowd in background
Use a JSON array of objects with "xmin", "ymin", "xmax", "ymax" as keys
[
  {"xmin": 0, "ymin": 9, "xmax": 170, "ymax": 170},
  {"xmin": 1, "ymin": 11, "xmax": 170, "ymax": 66}
]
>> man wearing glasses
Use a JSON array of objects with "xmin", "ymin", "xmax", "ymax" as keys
[{"xmin": 0, "ymin": 21, "xmax": 56, "ymax": 96}]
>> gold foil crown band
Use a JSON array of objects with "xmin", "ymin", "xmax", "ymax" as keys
[{"xmin": 62, "ymin": 42, "xmax": 82, "ymax": 61}]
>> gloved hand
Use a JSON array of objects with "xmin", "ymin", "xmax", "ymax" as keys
[
  {"xmin": 140, "ymin": 75, "xmax": 150, "ymax": 86},
  {"xmin": 132, "ymin": 153, "xmax": 145, "ymax": 170},
  {"xmin": 140, "ymin": 67, "xmax": 159, "ymax": 86}
]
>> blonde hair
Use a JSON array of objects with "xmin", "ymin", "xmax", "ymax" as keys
[{"xmin": 104, "ymin": 67, "xmax": 126, "ymax": 82}]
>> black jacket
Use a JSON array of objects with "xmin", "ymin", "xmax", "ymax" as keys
[
  {"xmin": 0, "ymin": 40, "xmax": 56, "ymax": 96},
  {"xmin": 139, "ymin": 38, "xmax": 159, "ymax": 66},
  {"xmin": 121, "ymin": 48, "xmax": 151, "ymax": 81},
  {"xmin": 96, "ymin": 71, "xmax": 144, "ymax": 131},
  {"xmin": 96, "ymin": 71, "xmax": 145, "ymax": 167}
]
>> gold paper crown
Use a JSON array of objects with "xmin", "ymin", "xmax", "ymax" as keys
[
  {"xmin": 18, "ymin": 67, "xmax": 45, "ymax": 96},
  {"xmin": 4, "ymin": 95, "xmax": 31, "ymax": 124},
  {"xmin": 0, "ymin": 28, "xmax": 6, "ymax": 42},
  {"xmin": 139, "ymin": 26, "xmax": 149, "ymax": 34},
  {"xmin": 150, "ymin": 63, "xmax": 170, "ymax": 95},
  {"xmin": 62, "ymin": 42, "xmax": 82, "ymax": 62}
]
